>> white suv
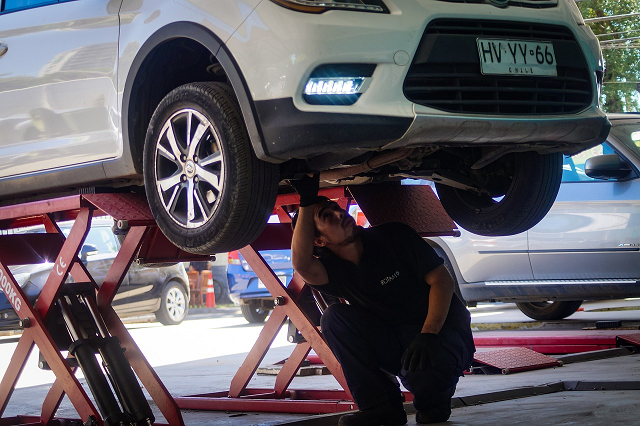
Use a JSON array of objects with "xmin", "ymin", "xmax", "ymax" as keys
[{"xmin": 0, "ymin": 0, "xmax": 609, "ymax": 254}]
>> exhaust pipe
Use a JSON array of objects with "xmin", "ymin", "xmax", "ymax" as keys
[{"xmin": 319, "ymin": 148, "xmax": 415, "ymax": 182}]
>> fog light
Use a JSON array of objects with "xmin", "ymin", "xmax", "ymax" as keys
[{"xmin": 304, "ymin": 77, "xmax": 366, "ymax": 96}]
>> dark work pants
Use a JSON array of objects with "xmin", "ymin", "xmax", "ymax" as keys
[{"xmin": 321, "ymin": 303, "xmax": 464, "ymax": 411}]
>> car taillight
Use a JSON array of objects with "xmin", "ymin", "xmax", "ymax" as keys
[{"xmin": 228, "ymin": 251, "xmax": 241, "ymax": 265}]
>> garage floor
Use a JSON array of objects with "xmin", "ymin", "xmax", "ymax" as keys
[
  {"xmin": 2, "ymin": 304, "xmax": 639, "ymax": 425},
  {"xmin": 3, "ymin": 337, "xmax": 638, "ymax": 425}
]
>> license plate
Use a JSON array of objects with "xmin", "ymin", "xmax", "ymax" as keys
[
  {"xmin": 258, "ymin": 275, "xmax": 287, "ymax": 288},
  {"xmin": 477, "ymin": 38, "xmax": 557, "ymax": 76}
]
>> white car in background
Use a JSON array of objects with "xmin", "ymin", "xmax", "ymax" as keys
[
  {"xmin": 428, "ymin": 113, "xmax": 640, "ymax": 320},
  {"xmin": 0, "ymin": 0, "xmax": 608, "ymax": 256}
]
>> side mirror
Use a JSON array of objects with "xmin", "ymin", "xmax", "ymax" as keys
[
  {"xmin": 80, "ymin": 244, "xmax": 99, "ymax": 263},
  {"xmin": 585, "ymin": 154, "xmax": 632, "ymax": 180}
]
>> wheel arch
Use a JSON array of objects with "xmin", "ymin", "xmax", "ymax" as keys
[
  {"xmin": 424, "ymin": 238, "xmax": 464, "ymax": 285},
  {"xmin": 121, "ymin": 22, "xmax": 268, "ymax": 176},
  {"xmin": 424, "ymin": 237, "xmax": 470, "ymax": 305}
]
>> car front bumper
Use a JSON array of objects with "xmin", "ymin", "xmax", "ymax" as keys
[
  {"xmin": 255, "ymin": 99, "xmax": 609, "ymax": 160},
  {"xmin": 229, "ymin": 0, "xmax": 606, "ymax": 161}
]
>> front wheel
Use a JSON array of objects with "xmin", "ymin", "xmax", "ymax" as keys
[
  {"xmin": 143, "ymin": 82, "xmax": 279, "ymax": 254},
  {"xmin": 155, "ymin": 282, "xmax": 189, "ymax": 325},
  {"xmin": 515, "ymin": 300, "xmax": 583, "ymax": 321},
  {"xmin": 436, "ymin": 151, "xmax": 562, "ymax": 236}
]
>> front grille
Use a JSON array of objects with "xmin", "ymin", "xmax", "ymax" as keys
[
  {"xmin": 436, "ymin": 0, "xmax": 557, "ymax": 9},
  {"xmin": 403, "ymin": 20, "xmax": 593, "ymax": 114}
]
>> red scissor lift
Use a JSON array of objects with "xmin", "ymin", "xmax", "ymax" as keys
[
  {"xmin": 0, "ymin": 193, "xmax": 202, "ymax": 426},
  {"xmin": 0, "ymin": 185, "xmax": 457, "ymax": 424}
]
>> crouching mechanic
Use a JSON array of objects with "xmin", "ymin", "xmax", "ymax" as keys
[{"xmin": 290, "ymin": 176, "xmax": 475, "ymax": 426}]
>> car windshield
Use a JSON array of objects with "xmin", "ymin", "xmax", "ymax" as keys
[{"xmin": 610, "ymin": 121, "xmax": 640, "ymax": 159}]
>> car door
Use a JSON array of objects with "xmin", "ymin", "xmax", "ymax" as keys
[
  {"xmin": 528, "ymin": 141, "xmax": 640, "ymax": 279},
  {"xmin": 0, "ymin": 0, "xmax": 122, "ymax": 178},
  {"xmin": 81, "ymin": 224, "xmax": 128, "ymax": 287},
  {"xmin": 122, "ymin": 254, "xmax": 164, "ymax": 312},
  {"xmin": 440, "ymin": 228, "xmax": 532, "ymax": 283}
]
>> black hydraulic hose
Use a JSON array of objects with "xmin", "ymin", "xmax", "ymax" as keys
[{"xmin": 99, "ymin": 336, "xmax": 155, "ymax": 425}]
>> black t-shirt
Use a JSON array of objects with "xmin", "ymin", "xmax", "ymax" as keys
[{"xmin": 312, "ymin": 222, "xmax": 474, "ymax": 359}]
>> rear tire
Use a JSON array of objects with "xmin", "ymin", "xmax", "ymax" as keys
[
  {"xmin": 436, "ymin": 151, "xmax": 562, "ymax": 236},
  {"xmin": 143, "ymin": 82, "xmax": 278, "ymax": 254},
  {"xmin": 155, "ymin": 282, "xmax": 189, "ymax": 325},
  {"xmin": 212, "ymin": 279, "xmax": 231, "ymax": 304},
  {"xmin": 515, "ymin": 300, "xmax": 583, "ymax": 321},
  {"xmin": 241, "ymin": 302, "xmax": 270, "ymax": 323}
]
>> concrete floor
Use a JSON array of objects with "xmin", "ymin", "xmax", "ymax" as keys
[
  {"xmin": 2, "ymin": 303, "xmax": 640, "ymax": 425},
  {"xmin": 3, "ymin": 335, "xmax": 639, "ymax": 425}
]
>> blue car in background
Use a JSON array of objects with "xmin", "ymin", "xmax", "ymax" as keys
[{"xmin": 227, "ymin": 250, "xmax": 294, "ymax": 323}]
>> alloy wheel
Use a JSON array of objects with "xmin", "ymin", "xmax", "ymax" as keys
[
  {"xmin": 165, "ymin": 286, "xmax": 187, "ymax": 322},
  {"xmin": 154, "ymin": 108, "xmax": 225, "ymax": 229}
]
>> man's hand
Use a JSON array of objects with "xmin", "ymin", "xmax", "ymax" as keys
[
  {"xmin": 401, "ymin": 333, "xmax": 442, "ymax": 371},
  {"xmin": 289, "ymin": 174, "xmax": 321, "ymax": 207}
]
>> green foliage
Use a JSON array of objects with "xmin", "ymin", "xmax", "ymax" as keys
[{"xmin": 578, "ymin": 0, "xmax": 640, "ymax": 112}]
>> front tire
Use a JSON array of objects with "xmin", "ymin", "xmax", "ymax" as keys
[
  {"xmin": 155, "ymin": 282, "xmax": 189, "ymax": 325},
  {"xmin": 241, "ymin": 302, "xmax": 270, "ymax": 323},
  {"xmin": 436, "ymin": 151, "xmax": 562, "ymax": 236},
  {"xmin": 515, "ymin": 300, "xmax": 583, "ymax": 321},
  {"xmin": 143, "ymin": 82, "xmax": 279, "ymax": 254}
]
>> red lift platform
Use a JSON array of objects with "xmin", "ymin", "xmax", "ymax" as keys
[
  {"xmin": 0, "ymin": 193, "xmax": 209, "ymax": 426},
  {"xmin": 174, "ymin": 184, "xmax": 460, "ymax": 414},
  {"xmin": 2, "ymin": 185, "xmax": 636, "ymax": 423}
]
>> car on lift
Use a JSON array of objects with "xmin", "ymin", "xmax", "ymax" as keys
[
  {"xmin": 0, "ymin": 0, "xmax": 609, "ymax": 257},
  {"xmin": 227, "ymin": 249, "xmax": 294, "ymax": 323},
  {"xmin": 426, "ymin": 113, "xmax": 640, "ymax": 320},
  {"xmin": 0, "ymin": 218, "xmax": 191, "ymax": 330}
]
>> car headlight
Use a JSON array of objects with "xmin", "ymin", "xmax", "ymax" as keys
[
  {"xmin": 303, "ymin": 63, "xmax": 376, "ymax": 105},
  {"xmin": 269, "ymin": 0, "xmax": 387, "ymax": 14}
]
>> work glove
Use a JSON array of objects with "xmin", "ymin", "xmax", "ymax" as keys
[
  {"xmin": 289, "ymin": 174, "xmax": 321, "ymax": 207},
  {"xmin": 401, "ymin": 332, "xmax": 442, "ymax": 371}
]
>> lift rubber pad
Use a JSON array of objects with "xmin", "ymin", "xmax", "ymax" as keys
[
  {"xmin": 473, "ymin": 347, "xmax": 561, "ymax": 374},
  {"xmin": 83, "ymin": 193, "xmax": 155, "ymax": 224},
  {"xmin": 348, "ymin": 185, "xmax": 457, "ymax": 237},
  {"xmin": 618, "ymin": 333, "xmax": 640, "ymax": 347}
]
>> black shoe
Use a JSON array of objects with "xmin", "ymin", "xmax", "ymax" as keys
[
  {"xmin": 338, "ymin": 401, "xmax": 407, "ymax": 426},
  {"xmin": 415, "ymin": 406, "xmax": 451, "ymax": 424}
]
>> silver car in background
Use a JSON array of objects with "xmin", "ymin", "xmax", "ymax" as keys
[{"xmin": 428, "ymin": 113, "xmax": 640, "ymax": 320}]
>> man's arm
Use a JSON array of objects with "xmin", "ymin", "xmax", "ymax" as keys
[
  {"xmin": 401, "ymin": 263, "xmax": 455, "ymax": 370},
  {"xmin": 291, "ymin": 205, "xmax": 329, "ymax": 286},
  {"xmin": 421, "ymin": 264, "xmax": 455, "ymax": 334}
]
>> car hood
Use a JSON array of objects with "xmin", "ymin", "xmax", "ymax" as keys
[{"xmin": 9, "ymin": 262, "xmax": 54, "ymax": 276}]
